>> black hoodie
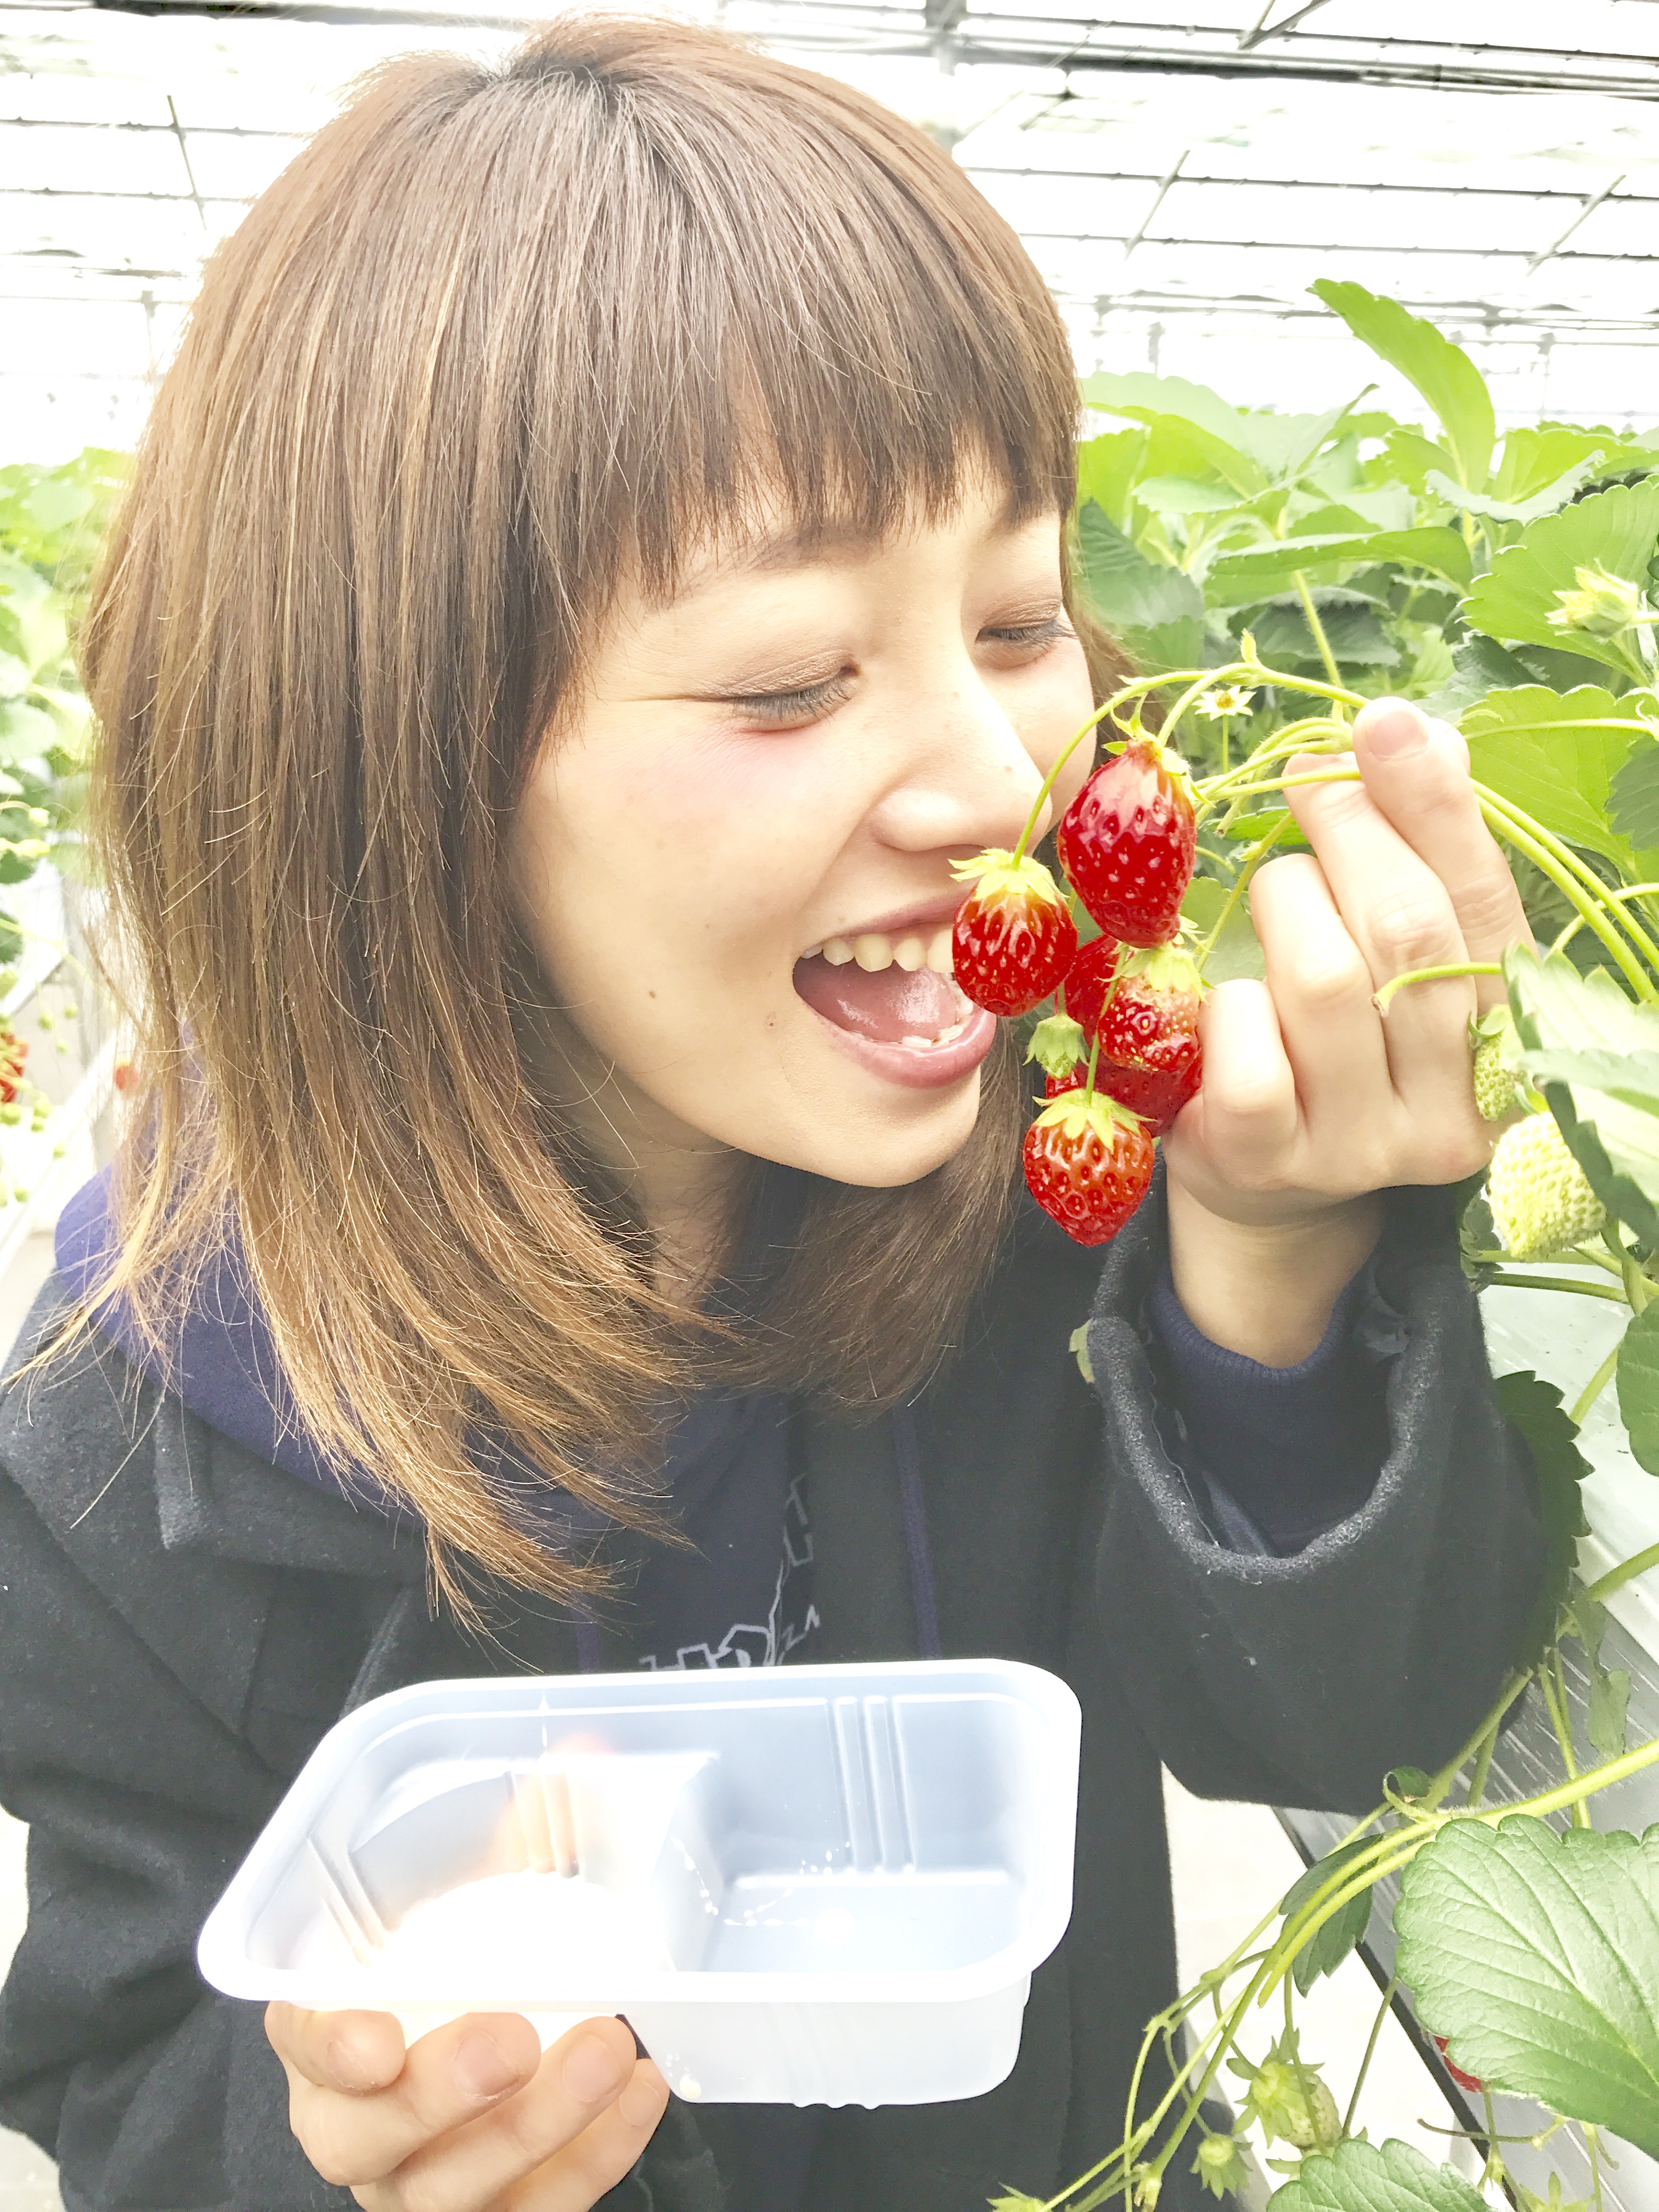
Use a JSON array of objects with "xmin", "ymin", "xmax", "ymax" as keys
[{"xmin": 0, "ymin": 1181, "xmax": 1544, "ymax": 2212}]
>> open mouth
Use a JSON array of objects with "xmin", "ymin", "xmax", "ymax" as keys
[{"xmin": 792, "ymin": 925, "xmax": 975, "ymax": 1049}]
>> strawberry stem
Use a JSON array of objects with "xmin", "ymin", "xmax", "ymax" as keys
[
  {"xmin": 1194, "ymin": 816, "xmax": 1292, "ymax": 969},
  {"xmin": 1291, "ymin": 569, "xmax": 1344, "ymax": 690},
  {"xmin": 1081, "ymin": 1019, "xmax": 1103, "ymax": 1104},
  {"xmin": 1582, "ymin": 1537, "xmax": 1659, "ymax": 1606},
  {"xmin": 1372, "ymin": 960, "xmax": 1502, "ymax": 1014},
  {"xmin": 1473, "ymin": 782, "xmax": 1659, "ymax": 975}
]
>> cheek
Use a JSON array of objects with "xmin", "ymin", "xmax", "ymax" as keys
[
  {"xmin": 1021, "ymin": 637, "xmax": 1098, "ymax": 820},
  {"xmin": 518, "ymin": 727, "xmax": 860, "ymax": 1000}
]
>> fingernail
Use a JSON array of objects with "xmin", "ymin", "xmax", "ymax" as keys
[
  {"xmin": 455, "ymin": 2028, "xmax": 522, "ymax": 2101},
  {"xmin": 1365, "ymin": 706, "xmax": 1429, "ymax": 760},
  {"xmin": 563, "ymin": 2033, "xmax": 627, "ymax": 2103}
]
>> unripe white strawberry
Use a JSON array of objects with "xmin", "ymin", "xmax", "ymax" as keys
[
  {"xmin": 1472, "ymin": 1032, "xmax": 1520, "ymax": 1122},
  {"xmin": 1469, "ymin": 1006, "xmax": 1523, "ymax": 1123},
  {"xmin": 1487, "ymin": 1114, "xmax": 1606, "ymax": 1260}
]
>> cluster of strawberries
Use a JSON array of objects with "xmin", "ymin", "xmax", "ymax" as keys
[{"xmin": 951, "ymin": 733, "xmax": 1201, "ymax": 1246}]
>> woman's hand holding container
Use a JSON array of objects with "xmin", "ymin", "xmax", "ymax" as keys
[{"xmin": 266, "ymin": 2002, "xmax": 667, "ymax": 2211}]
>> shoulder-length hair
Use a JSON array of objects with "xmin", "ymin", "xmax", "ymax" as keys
[{"xmin": 70, "ymin": 13, "xmax": 1111, "ymax": 1614}]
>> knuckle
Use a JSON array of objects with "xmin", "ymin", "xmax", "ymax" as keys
[
  {"xmin": 1446, "ymin": 866, "xmax": 1522, "ymax": 944},
  {"xmin": 1209, "ymin": 1067, "xmax": 1289, "ymax": 1129},
  {"xmin": 394, "ymin": 2164, "xmax": 458, "ymax": 2212},
  {"xmin": 1287, "ymin": 946, "xmax": 1370, "ymax": 1014},
  {"xmin": 1369, "ymin": 889, "xmax": 1451, "ymax": 972},
  {"xmin": 1420, "ymin": 1124, "xmax": 1489, "ymax": 1185}
]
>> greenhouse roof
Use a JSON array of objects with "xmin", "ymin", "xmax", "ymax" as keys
[{"xmin": 4, "ymin": 0, "xmax": 1659, "ymax": 456}]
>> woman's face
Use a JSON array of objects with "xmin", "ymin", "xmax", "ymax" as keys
[{"xmin": 511, "ymin": 475, "xmax": 1096, "ymax": 1197}]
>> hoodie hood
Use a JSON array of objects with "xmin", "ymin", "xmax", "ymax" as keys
[{"xmin": 52, "ymin": 1165, "xmax": 800, "ymax": 1547}]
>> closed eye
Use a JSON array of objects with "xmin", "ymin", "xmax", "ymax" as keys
[
  {"xmin": 722, "ymin": 670, "xmax": 856, "ymax": 730},
  {"xmin": 981, "ymin": 617, "xmax": 1075, "ymax": 652}
]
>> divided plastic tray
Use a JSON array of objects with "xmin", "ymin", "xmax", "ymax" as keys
[{"xmin": 197, "ymin": 1657, "xmax": 1081, "ymax": 2107}]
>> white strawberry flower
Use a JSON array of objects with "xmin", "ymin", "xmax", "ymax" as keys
[{"xmin": 1197, "ymin": 683, "xmax": 1256, "ymax": 719}]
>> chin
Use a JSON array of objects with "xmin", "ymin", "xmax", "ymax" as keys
[{"xmin": 783, "ymin": 1074, "xmax": 984, "ymax": 1189}]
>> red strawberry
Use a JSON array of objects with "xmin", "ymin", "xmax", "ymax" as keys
[
  {"xmin": 1045, "ymin": 1066, "xmax": 1084, "ymax": 1098},
  {"xmin": 1070, "ymin": 941, "xmax": 1203, "ymax": 1137},
  {"xmin": 1434, "ymin": 2038, "xmax": 1484, "ymax": 2096},
  {"xmin": 1057, "ymin": 735, "xmax": 1196, "ymax": 946},
  {"xmin": 1022, "ymin": 1091, "xmax": 1155, "ymax": 1246},
  {"xmin": 950, "ymin": 850, "xmax": 1077, "ymax": 1017},
  {"xmin": 1059, "ymin": 933, "xmax": 1122, "ymax": 1031}
]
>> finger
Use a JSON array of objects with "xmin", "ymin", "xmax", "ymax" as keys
[
  {"xmin": 1167, "ymin": 978, "xmax": 1300, "ymax": 1196},
  {"xmin": 1351, "ymin": 697, "xmax": 1530, "ymax": 1004},
  {"xmin": 266, "ymin": 2004, "xmax": 407, "ymax": 2095},
  {"xmin": 1281, "ymin": 746, "xmax": 1478, "ymax": 1096},
  {"xmin": 284, "ymin": 2011, "xmax": 540, "ymax": 2190},
  {"xmin": 503, "ymin": 2058, "xmax": 671, "ymax": 2211},
  {"xmin": 357, "ymin": 2016, "xmax": 640, "ymax": 2212},
  {"xmin": 1249, "ymin": 854, "xmax": 1393, "ymax": 1138}
]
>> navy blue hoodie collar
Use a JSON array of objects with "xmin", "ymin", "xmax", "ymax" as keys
[{"xmin": 53, "ymin": 1164, "xmax": 801, "ymax": 1540}]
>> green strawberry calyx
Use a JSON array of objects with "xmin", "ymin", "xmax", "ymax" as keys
[
  {"xmin": 950, "ymin": 848, "xmax": 1069, "ymax": 910},
  {"xmin": 1120, "ymin": 940, "xmax": 1205, "ymax": 998},
  {"xmin": 1026, "ymin": 1012, "xmax": 1087, "ymax": 1078},
  {"xmin": 1032, "ymin": 1089, "xmax": 1148, "ymax": 1146}
]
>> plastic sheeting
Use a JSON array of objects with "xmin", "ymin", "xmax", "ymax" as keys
[{"xmin": 4, "ymin": 0, "xmax": 1659, "ymax": 456}]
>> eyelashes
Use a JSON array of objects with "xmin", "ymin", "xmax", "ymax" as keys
[
  {"xmin": 725, "ymin": 617, "xmax": 1074, "ymax": 731},
  {"xmin": 727, "ymin": 672, "xmax": 857, "ymax": 729}
]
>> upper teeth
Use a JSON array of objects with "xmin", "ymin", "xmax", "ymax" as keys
[{"xmin": 813, "ymin": 928, "xmax": 954, "ymax": 974}]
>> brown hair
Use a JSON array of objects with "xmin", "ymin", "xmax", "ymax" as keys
[{"xmin": 70, "ymin": 14, "xmax": 1101, "ymax": 1615}]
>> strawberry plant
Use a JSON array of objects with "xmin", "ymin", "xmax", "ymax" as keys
[
  {"xmin": 0, "ymin": 448, "xmax": 123, "ymax": 1203},
  {"xmin": 968, "ymin": 286, "xmax": 1659, "ymax": 2212}
]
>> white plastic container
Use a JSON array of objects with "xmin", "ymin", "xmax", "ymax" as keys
[{"xmin": 197, "ymin": 1657, "xmax": 1080, "ymax": 2107}]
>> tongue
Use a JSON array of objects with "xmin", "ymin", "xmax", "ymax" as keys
[{"xmin": 793, "ymin": 955, "xmax": 961, "ymax": 1043}]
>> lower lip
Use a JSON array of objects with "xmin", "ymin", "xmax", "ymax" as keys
[{"xmin": 799, "ymin": 999, "xmax": 999, "ymax": 1091}]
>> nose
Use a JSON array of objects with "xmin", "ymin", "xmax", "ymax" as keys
[{"xmin": 867, "ymin": 668, "xmax": 1058, "ymax": 860}]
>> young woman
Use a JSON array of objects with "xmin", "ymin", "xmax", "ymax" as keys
[{"xmin": 0, "ymin": 18, "xmax": 1544, "ymax": 2211}]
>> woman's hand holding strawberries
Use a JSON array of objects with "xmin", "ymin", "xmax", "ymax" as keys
[{"xmin": 1163, "ymin": 697, "xmax": 1530, "ymax": 1364}]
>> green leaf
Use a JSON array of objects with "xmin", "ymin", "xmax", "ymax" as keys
[
  {"xmin": 1075, "ymin": 502, "xmax": 1203, "ymax": 631},
  {"xmin": 0, "ymin": 699, "xmax": 59, "ymax": 765},
  {"xmin": 1395, "ymin": 1815, "xmax": 1659, "ymax": 2149},
  {"xmin": 1248, "ymin": 596, "xmax": 1399, "ymax": 668},
  {"xmin": 1425, "ymin": 456, "xmax": 1604, "ymax": 524},
  {"xmin": 1493, "ymin": 1369, "xmax": 1590, "ymax": 1663},
  {"xmin": 1494, "ymin": 426, "xmax": 1617, "ymax": 505},
  {"xmin": 1080, "ymin": 370, "xmax": 1265, "ymax": 493},
  {"xmin": 1312, "ymin": 281, "xmax": 1495, "ymax": 490},
  {"xmin": 1419, "ymin": 635, "xmax": 1534, "ymax": 720},
  {"xmin": 0, "ymin": 554, "xmax": 67, "ymax": 679},
  {"xmin": 1279, "ymin": 1839, "xmax": 1375, "ymax": 1993},
  {"xmin": 1610, "ymin": 742, "xmax": 1659, "ymax": 850},
  {"xmin": 1266, "ymin": 2136, "xmax": 1487, "ymax": 2212},
  {"xmin": 1181, "ymin": 874, "xmax": 1265, "ymax": 982},
  {"xmin": 1219, "ymin": 809, "xmax": 1312, "ymax": 852},
  {"xmin": 1588, "ymin": 1663, "xmax": 1631, "ymax": 1760},
  {"xmin": 1132, "ymin": 475, "xmax": 1248, "ymax": 517},
  {"xmin": 1207, "ymin": 527, "xmax": 1471, "ymax": 603},
  {"xmin": 1460, "ymin": 684, "xmax": 1655, "ymax": 871},
  {"xmin": 1384, "ymin": 426, "xmax": 1458, "ymax": 494},
  {"xmin": 1463, "ymin": 478, "xmax": 1659, "ymax": 675},
  {"xmin": 1074, "ymin": 502, "xmax": 1206, "ymax": 670},
  {"xmin": 1075, "ymin": 427, "xmax": 1150, "ymax": 531},
  {"xmin": 1505, "ymin": 944, "xmax": 1659, "ymax": 1248},
  {"xmin": 1618, "ymin": 1301, "xmax": 1659, "ymax": 1476}
]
